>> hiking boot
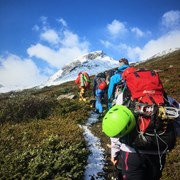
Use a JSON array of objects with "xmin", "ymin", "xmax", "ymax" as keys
[
  {"xmin": 92, "ymin": 109, "xmax": 99, "ymax": 114},
  {"xmin": 99, "ymin": 113, "xmax": 103, "ymax": 117}
]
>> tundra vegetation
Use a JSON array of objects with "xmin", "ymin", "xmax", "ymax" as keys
[{"xmin": 0, "ymin": 49, "xmax": 180, "ymax": 179}]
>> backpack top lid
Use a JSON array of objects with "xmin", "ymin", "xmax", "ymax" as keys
[
  {"xmin": 102, "ymin": 105, "xmax": 136, "ymax": 138},
  {"xmin": 96, "ymin": 72, "xmax": 106, "ymax": 78},
  {"xmin": 122, "ymin": 67, "xmax": 136, "ymax": 79},
  {"xmin": 123, "ymin": 69, "xmax": 164, "ymax": 104},
  {"xmin": 82, "ymin": 72, "xmax": 90, "ymax": 82}
]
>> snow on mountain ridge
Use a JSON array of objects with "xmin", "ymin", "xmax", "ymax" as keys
[
  {"xmin": 44, "ymin": 50, "xmax": 118, "ymax": 86},
  {"xmin": 1, "ymin": 48, "xmax": 179, "ymax": 94},
  {"xmin": 147, "ymin": 48, "xmax": 180, "ymax": 60}
]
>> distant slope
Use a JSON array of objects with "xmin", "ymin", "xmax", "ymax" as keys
[
  {"xmin": 44, "ymin": 50, "xmax": 118, "ymax": 86},
  {"xmin": 135, "ymin": 48, "xmax": 180, "ymax": 101}
]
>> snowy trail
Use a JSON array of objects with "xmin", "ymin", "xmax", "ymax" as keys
[{"xmin": 81, "ymin": 112, "xmax": 106, "ymax": 180}]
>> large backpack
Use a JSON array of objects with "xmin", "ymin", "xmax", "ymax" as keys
[
  {"xmin": 82, "ymin": 72, "xmax": 90, "ymax": 89},
  {"xmin": 121, "ymin": 68, "xmax": 179, "ymax": 151},
  {"xmin": 95, "ymin": 72, "xmax": 107, "ymax": 90}
]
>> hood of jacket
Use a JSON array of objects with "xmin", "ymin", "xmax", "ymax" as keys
[{"xmin": 117, "ymin": 64, "xmax": 129, "ymax": 72}]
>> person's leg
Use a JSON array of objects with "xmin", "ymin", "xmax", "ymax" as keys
[
  {"xmin": 95, "ymin": 96, "xmax": 99, "ymax": 113},
  {"xmin": 120, "ymin": 151, "xmax": 146, "ymax": 180},
  {"xmin": 96, "ymin": 89, "xmax": 104, "ymax": 113},
  {"xmin": 145, "ymin": 154, "xmax": 166, "ymax": 180},
  {"xmin": 79, "ymin": 87, "xmax": 86, "ymax": 101},
  {"xmin": 115, "ymin": 152, "xmax": 123, "ymax": 180},
  {"xmin": 96, "ymin": 96, "xmax": 103, "ymax": 113}
]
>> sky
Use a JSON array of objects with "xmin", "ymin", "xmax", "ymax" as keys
[{"xmin": 0, "ymin": 0, "xmax": 180, "ymax": 90}]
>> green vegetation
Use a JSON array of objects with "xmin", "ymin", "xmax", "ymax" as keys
[
  {"xmin": 0, "ymin": 49, "xmax": 179, "ymax": 179},
  {"xmin": 0, "ymin": 83, "xmax": 91, "ymax": 179}
]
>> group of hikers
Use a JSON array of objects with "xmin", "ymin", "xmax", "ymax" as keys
[{"xmin": 75, "ymin": 58, "xmax": 180, "ymax": 180}]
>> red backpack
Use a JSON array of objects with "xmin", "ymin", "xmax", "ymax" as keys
[{"xmin": 121, "ymin": 68, "xmax": 178, "ymax": 151}]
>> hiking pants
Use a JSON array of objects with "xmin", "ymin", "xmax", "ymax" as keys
[
  {"xmin": 120, "ymin": 151, "xmax": 166, "ymax": 180},
  {"xmin": 79, "ymin": 87, "xmax": 85, "ymax": 99},
  {"xmin": 95, "ymin": 89, "xmax": 104, "ymax": 113}
]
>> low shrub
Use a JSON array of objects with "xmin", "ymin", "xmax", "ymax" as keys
[
  {"xmin": 0, "ymin": 135, "xmax": 88, "ymax": 179},
  {"xmin": 0, "ymin": 95, "xmax": 58, "ymax": 123}
]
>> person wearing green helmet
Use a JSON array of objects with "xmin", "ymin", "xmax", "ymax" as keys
[
  {"xmin": 102, "ymin": 105, "xmax": 136, "ymax": 180},
  {"xmin": 103, "ymin": 94, "xmax": 180, "ymax": 180}
]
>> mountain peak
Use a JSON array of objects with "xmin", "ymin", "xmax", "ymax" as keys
[
  {"xmin": 44, "ymin": 50, "xmax": 118, "ymax": 86},
  {"xmin": 76, "ymin": 50, "xmax": 106, "ymax": 61}
]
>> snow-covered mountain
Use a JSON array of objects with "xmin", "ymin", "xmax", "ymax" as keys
[
  {"xmin": 44, "ymin": 50, "xmax": 119, "ymax": 87},
  {"xmin": 1, "ymin": 48, "xmax": 179, "ymax": 94}
]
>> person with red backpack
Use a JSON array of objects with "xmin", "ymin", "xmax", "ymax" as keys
[
  {"xmin": 92, "ymin": 72, "xmax": 107, "ymax": 116},
  {"xmin": 103, "ymin": 67, "xmax": 179, "ymax": 180},
  {"xmin": 75, "ymin": 72, "xmax": 90, "ymax": 101}
]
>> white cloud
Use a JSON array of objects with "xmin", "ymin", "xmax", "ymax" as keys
[
  {"xmin": 0, "ymin": 54, "xmax": 47, "ymax": 88},
  {"xmin": 28, "ymin": 26, "xmax": 90, "ymax": 68},
  {"xmin": 107, "ymin": 20, "xmax": 128, "ymax": 37},
  {"xmin": 62, "ymin": 30, "xmax": 79, "ymax": 47},
  {"xmin": 0, "ymin": 17, "xmax": 90, "ymax": 92},
  {"xmin": 162, "ymin": 10, "xmax": 180, "ymax": 30},
  {"xmin": 100, "ymin": 40, "xmax": 112, "ymax": 48},
  {"xmin": 101, "ymin": 30, "xmax": 180, "ymax": 62},
  {"xmin": 57, "ymin": 18, "xmax": 67, "ymax": 27},
  {"xmin": 40, "ymin": 29, "xmax": 60, "ymax": 45},
  {"xmin": 101, "ymin": 13, "xmax": 180, "ymax": 62},
  {"xmin": 131, "ymin": 27, "xmax": 145, "ymax": 38},
  {"xmin": 32, "ymin": 25, "xmax": 40, "ymax": 32},
  {"xmin": 139, "ymin": 30, "xmax": 180, "ymax": 60},
  {"xmin": 27, "ymin": 44, "xmax": 60, "ymax": 67},
  {"xmin": 40, "ymin": 16, "xmax": 48, "ymax": 26},
  {"xmin": 27, "ymin": 43, "xmax": 89, "ymax": 68}
]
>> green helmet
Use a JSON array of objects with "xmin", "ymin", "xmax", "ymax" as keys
[{"xmin": 102, "ymin": 105, "xmax": 136, "ymax": 138}]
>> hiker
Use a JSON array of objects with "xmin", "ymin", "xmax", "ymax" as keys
[
  {"xmin": 105, "ymin": 69, "xmax": 116, "ymax": 86},
  {"xmin": 75, "ymin": 72, "xmax": 90, "ymax": 101},
  {"xmin": 106, "ymin": 58, "xmax": 130, "ymax": 179},
  {"xmin": 108, "ymin": 58, "xmax": 129, "ymax": 109},
  {"xmin": 92, "ymin": 72, "xmax": 107, "ymax": 116},
  {"xmin": 109, "ymin": 97, "xmax": 180, "ymax": 180},
  {"xmin": 103, "ymin": 67, "xmax": 180, "ymax": 180}
]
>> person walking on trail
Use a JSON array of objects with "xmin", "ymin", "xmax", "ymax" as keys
[
  {"xmin": 103, "ymin": 64, "xmax": 180, "ymax": 180},
  {"xmin": 75, "ymin": 72, "xmax": 90, "ymax": 101},
  {"xmin": 108, "ymin": 58, "xmax": 129, "ymax": 109},
  {"xmin": 92, "ymin": 72, "xmax": 107, "ymax": 116},
  {"xmin": 103, "ymin": 99, "xmax": 179, "ymax": 180}
]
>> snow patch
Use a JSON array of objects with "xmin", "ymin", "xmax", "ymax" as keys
[{"xmin": 81, "ymin": 112, "xmax": 105, "ymax": 179}]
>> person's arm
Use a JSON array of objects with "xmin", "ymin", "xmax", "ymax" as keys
[
  {"xmin": 108, "ymin": 77, "xmax": 115, "ymax": 100},
  {"xmin": 110, "ymin": 137, "xmax": 121, "ymax": 165},
  {"xmin": 108, "ymin": 74, "xmax": 121, "ymax": 100},
  {"xmin": 92, "ymin": 77, "xmax": 97, "ymax": 97}
]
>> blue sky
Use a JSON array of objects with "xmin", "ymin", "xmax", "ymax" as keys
[{"xmin": 0, "ymin": 0, "xmax": 180, "ymax": 90}]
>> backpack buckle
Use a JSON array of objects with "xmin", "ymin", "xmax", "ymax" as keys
[{"xmin": 134, "ymin": 102, "xmax": 155, "ymax": 116}]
